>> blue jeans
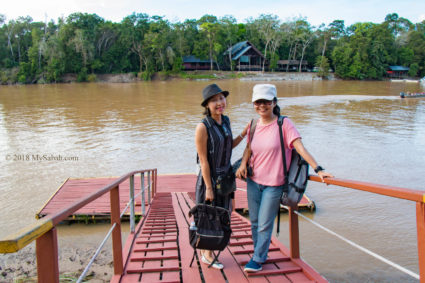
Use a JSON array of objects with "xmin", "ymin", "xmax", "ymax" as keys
[{"xmin": 247, "ymin": 178, "xmax": 284, "ymax": 263}]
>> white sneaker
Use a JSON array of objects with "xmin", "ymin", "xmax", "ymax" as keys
[{"xmin": 201, "ymin": 254, "xmax": 224, "ymax": 270}]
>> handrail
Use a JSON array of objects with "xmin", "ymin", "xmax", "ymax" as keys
[
  {"xmin": 78, "ymin": 176, "xmax": 151, "ymax": 283},
  {"xmin": 309, "ymin": 176, "xmax": 424, "ymax": 202},
  {"xmin": 0, "ymin": 169, "xmax": 155, "ymax": 253},
  {"xmin": 285, "ymin": 175, "xmax": 425, "ymax": 282},
  {"xmin": 0, "ymin": 168, "xmax": 157, "ymax": 283}
]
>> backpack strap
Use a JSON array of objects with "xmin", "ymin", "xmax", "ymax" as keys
[
  {"xmin": 190, "ymin": 250, "xmax": 222, "ymax": 268},
  {"xmin": 208, "ymin": 251, "xmax": 221, "ymax": 268},
  {"xmin": 248, "ymin": 118, "xmax": 258, "ymax": 144},
  {"xmin": 277, "ymin": 116, "xmax": 288, "ymax": 179},
  {"xmin": 189, "ymin": 250, "xmax": 197, "ymax": 267},
  {"xmin": 245, "ymin": 118, "xmax": 258, "ymax": 169},
  {"xmin": 197, "ymin": 116, "xmax": 214, "ymax": 165},
  {"xmin": 276, "ymin": 116, "xmax": 288, "ymax": 236}
]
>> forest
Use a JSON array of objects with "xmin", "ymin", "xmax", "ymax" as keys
[{"xmin": 0, "ymin": 12, "xmax": 424, "ymax": 84}]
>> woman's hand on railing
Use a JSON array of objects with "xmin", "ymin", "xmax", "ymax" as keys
[{"xmin": 318, "ymin": 171, "xmax": 333, "ymax": 182}]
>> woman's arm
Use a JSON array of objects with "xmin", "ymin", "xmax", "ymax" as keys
[
  {"xmin": 235, "ymin": 143, "xmax": 252, "ymax": 179},
  {"xmin": 232, "ymin": 123, "xmax": 249, "ymax": 148},
  {"xmin": 292, "ymin": 138, "xmax": 334, "ymax": 181},
  {"xmin": 195, "ymin": 123, "xmax": 214, "ymax": 201}
]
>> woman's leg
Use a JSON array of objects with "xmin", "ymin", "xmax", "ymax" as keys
[
  {"xmin": 252, "ymin": 185, "xmax": 283, "ymax": 263},
  {"xmin": 246, "ymin": 178, "xmax": 262, "ymax": 248}
]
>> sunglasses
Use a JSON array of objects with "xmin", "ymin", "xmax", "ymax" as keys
[{"xmin": 253, "ymin": 99, "xmax": 273, "ymax": 106}]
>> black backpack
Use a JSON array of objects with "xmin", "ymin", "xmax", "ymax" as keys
[{"xmin": 188, "ymin": 203, "xmax": 232, "ymax": 267}]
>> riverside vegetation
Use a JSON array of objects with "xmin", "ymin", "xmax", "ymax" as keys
[{"xmin": 0, "ymin": 12, "xmax": 424, "ymax": 84}]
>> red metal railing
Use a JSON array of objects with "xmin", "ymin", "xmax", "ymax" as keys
[
  {"xmin": 0, "ymin": 169, "xmax": 157, "ymax": 283},
  {"xmin": 287, "ymin": 176, "xmax": 425, "ymax": 282},
  {"xmin": 1, "ymin": 173, "xmax": 424, "ymax": 282}
]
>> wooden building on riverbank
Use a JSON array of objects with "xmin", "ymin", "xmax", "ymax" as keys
[
  {"xmin": 182, "ymin": 56, "xmax": 214, "ymax": 71},
  {"xmin": 387, "ymin": 65, "xmax": 410, "ymax": 78},
  {"xmin": 277, "ymin": 60, "xmax": 308, "ymax": 72},
  {"xmin": 223, "ymin": 41, "xmax": 265, "ymax": 71}
]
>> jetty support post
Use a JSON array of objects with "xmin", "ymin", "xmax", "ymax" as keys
[
  {"xmin": 148, "ymin": 171, "xmax": 151, "ymax": 204},
  {"xmin": 110, "ymin": 186, "xmax": 123, "ymax": 275},
  {"xmin": 141, "ymin": 173, "xmax": 145, "ymax": 216},
  {"xmin": 154, "ymin": 169, "xmax": 157, "ymax": 196},
  {"xmin": 417, "ymin": 201, "xmax": 425, "ymax": 282},
  {"xmin": 36, "ymin": 227, "xmax": 59, "ymax": 283},
  {"xmin": 289, "ymin": 206, "xmax": 300, "ymax": 258},
  {"xmin": 130, "ymin": 174, "xmax": 135, "ymax": 233}
]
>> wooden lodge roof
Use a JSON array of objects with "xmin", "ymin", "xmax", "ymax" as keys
[
  {"xmin": 224, "ymin": 41, "xmax": 265, "ymax": 61},
  {"xmin": 183, "ymin": 55, "xmax": 212, "ymax": 63},
  {"xmin": 388, "ymin": 65, "xmax": 409, "ymax": 71}
]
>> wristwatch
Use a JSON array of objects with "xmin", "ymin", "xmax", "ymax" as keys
[{"xmin": 314, "ymin": 166, "xmax": 324, "ymax": 173}]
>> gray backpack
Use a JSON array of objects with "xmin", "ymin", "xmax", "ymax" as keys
[
  {"xmin": 277, "ymin": 116, "xmax": 309, "ymax": 234},
  {"xmin": 278, "ymin": 116, "xmax": 309, "ymax": 207}
]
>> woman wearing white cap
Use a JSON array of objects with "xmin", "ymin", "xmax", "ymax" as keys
[{"xmin": 236, "ymin": 84, "xmax": 333, "ymax": 272}]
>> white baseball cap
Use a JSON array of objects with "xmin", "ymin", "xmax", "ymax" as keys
[{"xmin": 252, "ymin": 84, "xmax": 277, "ymax": 102}]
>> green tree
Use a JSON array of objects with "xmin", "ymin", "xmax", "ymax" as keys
[
  {"xmin": 198, "ymin": 15, "xmax": 219, "ymax": 70},
  {"xmin": 294, "ymin": 19, "xmax": 314, "ymax": 72},
  {"xmin": 250, "ymin": 14, "xmax": 280, "ymax": 72},
  {"xmin": 121, "ymin": 13, "xmax": 150, "ymax": 72},
  {"xmin": 406, "ymin": 21, "xmax": 425, "ymax": 76},
  {"xmin": 408, "ymin": 63, "xmax": 419, "ymax": 77},
  {"xmin": 219, "ymin": 16, "xmax": 239, "ymax": 71},
  {"xmin": 384, "ymin": 13, "xmax": 413, "ymax": 38},
  {"xmin": 315, "ymin": 56, "xmax": 330, "ymax": 77}
]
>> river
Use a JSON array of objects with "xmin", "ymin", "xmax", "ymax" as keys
[{"xmin": 0, "ymin": 79, "xmax": 424, "ymax": 282}]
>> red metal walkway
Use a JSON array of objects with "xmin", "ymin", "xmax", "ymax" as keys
[{"xmin": 116, "ymin": 192, "xmax": 327, "ymax": 283}]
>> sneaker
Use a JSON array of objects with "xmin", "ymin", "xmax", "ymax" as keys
[
  {"xmin": 201, "ymin": 254, "xmax": 224, "ymax": 270},
  {"xmin": 244, "ymin": 258, "xmax": 262, "ymax": 272}
]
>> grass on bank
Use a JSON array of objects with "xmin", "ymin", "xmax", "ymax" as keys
[{"xmin": 0, "ymin": 68, "xmax": 247, "ymax": 84}]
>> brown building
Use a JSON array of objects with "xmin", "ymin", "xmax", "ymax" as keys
[
  {"xmin": 387, "ymin": 66, "xmax": 410, "ymax": 78},
  {"xmin": 182, "ymin": 56, "xmax": 214, "ymax": 71},
  {"xmin": 277, "ymin": 60, "xmax": 308, "ymax": 72},
  {"xmin": 223, "ymin": 41, "xmax": 265, "ymax": 71}
]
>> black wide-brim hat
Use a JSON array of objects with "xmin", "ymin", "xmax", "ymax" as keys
[{"xmin": 201, "ymin": 84, "xmax": 229, "ymax": 106}]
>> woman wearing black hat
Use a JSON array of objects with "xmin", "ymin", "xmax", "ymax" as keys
[{"xmin": 194, "ymin": 83, "xmax": 248, "ymax": 269}]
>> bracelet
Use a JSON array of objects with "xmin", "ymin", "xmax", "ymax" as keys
[{"xmin": 239, "ymin": 134, "xmax": 244, "ymax": 139}]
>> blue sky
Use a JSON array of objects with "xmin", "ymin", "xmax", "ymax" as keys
[{"xmin": 3, "ymin": 0, "xmax": 425, "ymax": 26}]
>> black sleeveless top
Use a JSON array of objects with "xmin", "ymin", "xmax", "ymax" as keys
[
  {"xmin": 195, "ymin": 115, "xmax": 233, "ymax": 208},
  {"xmin": 203, "ymin": 115, "xmax": 233, "ymax": 177}
]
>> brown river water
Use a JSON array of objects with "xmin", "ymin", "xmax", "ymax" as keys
[{"xmin": 0, "ymin": 79, "xmax": 424, "ymax": 282}]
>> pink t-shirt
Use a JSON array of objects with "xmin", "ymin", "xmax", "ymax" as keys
[{"xmin": 247, "ymin": 117, "xmax": 301, "ymax": 187}]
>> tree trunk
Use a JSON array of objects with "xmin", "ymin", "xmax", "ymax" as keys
[
  {"xmin": 299, "ymin": 43, "xmax": 308, "ymax": 72},
  {"xmin": 209, "ymin": 41, "xmax": 213, "ymax": 71},
  {"xmin": 321, "ymin": 38, "xmax": 327, "ymax": 57},
  {"xmin": 158, "ymin": 52, "xmax": 165, "ymax": 71},
  {"xmin": 320, "ymin": 39, "xmax": 327, "ymax": 71},
  {"xmin": 6, "ymin": 26, "xmax": 15, "ymax": 62},
  {"xmin": 286, "ymin": 42, "xmax": 293, "ymax": 72},
  {"xmin": 262, "ymin": 42, "xmax": 269, "ymax": 72},
  {"xmin": 141, "ymin": 53, "xmax": 144, "ymax": 72}
]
